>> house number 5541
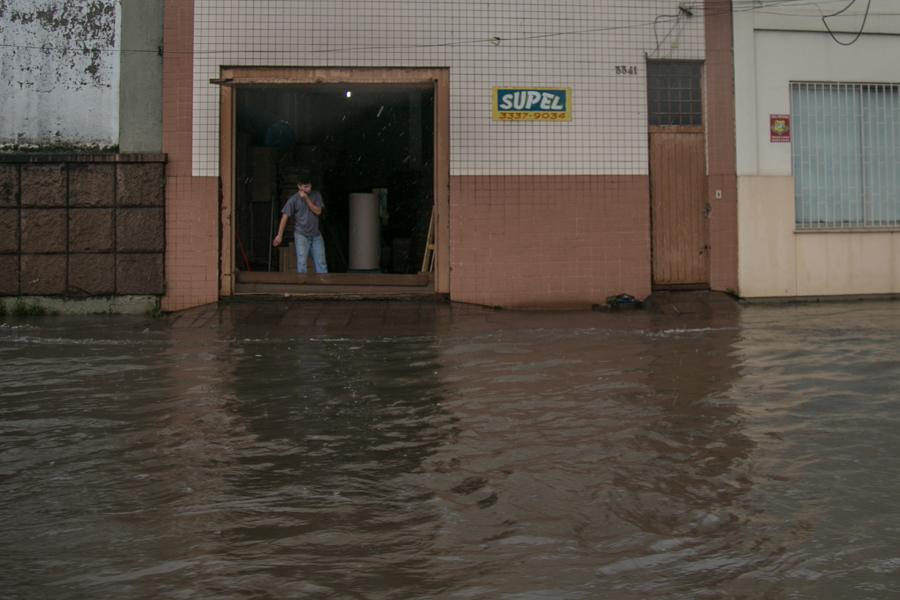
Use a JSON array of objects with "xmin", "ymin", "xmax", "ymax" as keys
[{"xmin": 615, "ymin": 66, "xmax": 638, "ymax": 75}]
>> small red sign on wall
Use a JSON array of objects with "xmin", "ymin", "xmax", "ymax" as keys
[{"xmin": 770, "ymin": 115, "xmax": 790, "ymax": 142}]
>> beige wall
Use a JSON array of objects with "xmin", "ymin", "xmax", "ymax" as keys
[
  {"xmin": 733, "ymin": 17, "xmax": 900, "ymax": 300},
  {"xmin": 737, "ymin": 176, "xmax": 796, "ymax": 296},
  {"xmin": 738, "ymin": 176, "xmax": 900, "ymax": 298}
]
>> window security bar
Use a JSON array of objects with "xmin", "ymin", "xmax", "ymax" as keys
[{"xmin": 791, "ymin": 82, "xmax": 900, "ymax": 229}]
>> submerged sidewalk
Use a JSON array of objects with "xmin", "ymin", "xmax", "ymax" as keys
[{"xmin": 158, "ymin": 291, "xmax": 740, "ymax": 338}]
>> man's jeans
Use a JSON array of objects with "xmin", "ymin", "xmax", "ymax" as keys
[{"xmin": 294, "ymin": 233, "xmax": 328, "ymax": 273}]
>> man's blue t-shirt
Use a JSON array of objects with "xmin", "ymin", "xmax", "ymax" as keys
[{"xmin": 282, "ymin": 190, "xmax": 323, "ymax": 238}]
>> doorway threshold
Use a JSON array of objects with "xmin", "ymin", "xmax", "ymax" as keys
[
  {"xmin": 234, "ymin": 271, "xmax": 434, "ymax": 295},
  {"xmin": 652, "ymin": 283, "xmax": 710, "ymax": 292}
]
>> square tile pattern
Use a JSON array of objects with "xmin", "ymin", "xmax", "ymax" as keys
[{"xmin": 191, "ymin": 1, "xmax": 706, "ymax": 177}]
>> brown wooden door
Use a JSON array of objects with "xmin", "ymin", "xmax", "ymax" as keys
[{"xmin": 649, "ymin": 129, "xmax": 709, "ymax": 286}]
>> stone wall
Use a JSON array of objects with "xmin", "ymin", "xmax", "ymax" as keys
[{"xmin": 0, "ymin": 154, "xmax": 166, "ymax": 297}]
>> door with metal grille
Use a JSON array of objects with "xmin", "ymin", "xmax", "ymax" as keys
[{"xmin": 647, "ymin": 61, "xmax": 709, "ymax": 287}]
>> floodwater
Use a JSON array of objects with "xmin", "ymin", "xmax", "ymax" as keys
[{"xmin": 1, "ymin": 297, "xmax": 899, "ymax": 599}]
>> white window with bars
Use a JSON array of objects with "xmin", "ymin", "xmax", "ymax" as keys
[{"xmin": 791, "ymin": 82, "xmax": 900, "ymax": 229}]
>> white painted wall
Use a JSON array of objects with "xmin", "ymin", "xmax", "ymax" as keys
[
  {"xmin": 734, "ymin": 2, "xmax": 900, "ymax": 298},
  {"xmin": 0, "ymin": 0, "xmax": 121, "ymax": 148}
]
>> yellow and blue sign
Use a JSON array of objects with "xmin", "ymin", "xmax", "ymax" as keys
[{"xmin": 492, "ymin": 87, "xmax": 572, "ymax": 121}]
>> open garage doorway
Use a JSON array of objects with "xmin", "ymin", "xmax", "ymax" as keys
[{"xmin": 217, "ymin": 68, "xmax": 450, "ymax": 297}]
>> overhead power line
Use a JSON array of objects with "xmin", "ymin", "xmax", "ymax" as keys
[
  {"xmin": 821, "ymin": 0, "xmax": 873, "ymax": 45},
  {"xmin": 0, "ymin": 0, "xmax": 893, "ymax": 56}
]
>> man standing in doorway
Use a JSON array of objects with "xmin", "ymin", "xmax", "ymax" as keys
[{"xmin": 273, "ymin": 172, "xmax": 328, "ymax": 273}]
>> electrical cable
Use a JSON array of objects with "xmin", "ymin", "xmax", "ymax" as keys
[
  {"xmin": 821, "ymin": 0, "xmax": 873, "ymax": 46},
  {"xmin": 0, "ymin": 0, "xmax": 892, "ymax": 56},
  {"xmin": 650, "ymin": 3, "xmax": 696, "ymax": 60}
]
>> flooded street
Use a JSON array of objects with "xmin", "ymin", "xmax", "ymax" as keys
[{"xmin": 1, "ymin": 297, "xmax": 899, "ymax": 599}]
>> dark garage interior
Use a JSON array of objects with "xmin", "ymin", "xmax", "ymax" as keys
[{"xmin": 233, "ymin": 83, "xmax": 435, "ymax": 276}]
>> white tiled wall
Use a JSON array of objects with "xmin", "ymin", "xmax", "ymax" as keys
[{"xmin": 193, "ymin": 0, "xmax": 705, "ymax": 177}]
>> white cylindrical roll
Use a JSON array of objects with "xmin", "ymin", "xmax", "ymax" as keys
[{"xmin": 348, "ymin": 193, "xmax": 381, "ymax": 271}]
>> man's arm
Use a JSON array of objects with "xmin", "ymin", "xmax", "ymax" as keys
[
  {"xmin": 301, "ymin": 192, "xmax": 323, "ymax": 216},
  {"xmin": 272, "ymin": 213, "xmax": 290, "ymax": 246}
]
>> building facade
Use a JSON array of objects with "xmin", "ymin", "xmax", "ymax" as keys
[
  {"xmin": 161, "ymin": 0, "xmax": 738, "ymax": 311},
  {"xmin": 735, "ymin": 1, "xmax": 900, "ymax": 298}
]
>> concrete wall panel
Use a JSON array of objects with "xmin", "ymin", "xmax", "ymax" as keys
[
  {"xmin": 20, "ymin": 209, "xmax": 67, "ymax": 253},
  {"xmin": 737, "ymin": 176, "xmax": 796, "ymax": 297},
  {"xmin": 795, "ymin": 234, "xmax": 896, "ymax": 297},
  {"xmin": 0, "ymin": 210, "xmax": 20, "ymax": 254},
  {"xmin": 20, "ymin": 165, "xmax": 67, "ymax": 207},
  {"xmin": 116, "ymin": 208, "xmax": 165, "ymax": 253},
  {"xmin": 117, "ymin": 163, "xmax": 166, "ymax": 207},
  {"xmin": 0, "ymin": 155, "xmax": 166, "ymax": 299},
  {"xmin": 848, "ymin": 234, "xmax": 893, "ymax": 294},
  {"xmin": 0, "ymin": 166, "xmax": 20, "ymax": 207},
  {"xmin": 793, "ymin": 235, "xmax": 827, "ymax": 297},
  {"xmin": 69, "ymin": 253, "xmax": 116, "ymax": 295},
  {"xmin": 0, "ymin": 256, "xmax": 19, "ymax": 295},
  {"xmin": 894, "ymin": 235, "xmax": 900, "ymax": 294},
  {"xmin": 20, "ymin": 254, "xmax": 67, "ymax": 295},
  {"xmin": 116, "ymin": 253, "xmax": 164, "ymax": 295},
  {"xmin": 0, "ymin": 0, "xmax": 120, "ymax": 148},
  {"xmin": 69, "ymin": 208, "xmax": 115, "ymax": 253},
  {"xmin": 69, "ymin": 164, "xmax": 116, "ymax": 208},
  {"xmin": 119, "ymin": 0, "xmax": 164, "ymax": 153}
]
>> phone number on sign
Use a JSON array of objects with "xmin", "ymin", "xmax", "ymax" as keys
[{"xmin": 498, "ymin": 112, "xmax": 568, "ymax": 121}]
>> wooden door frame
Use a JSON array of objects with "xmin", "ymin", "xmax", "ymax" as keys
[
  {"xmin": 646, "ymin": 58, "xmax": 710, "ymax": 289},
  {"xmin": 216, "ymin": 67, "xmax": 451, "ymax": 297}
]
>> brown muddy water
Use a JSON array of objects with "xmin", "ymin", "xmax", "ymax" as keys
[{"xmin": 1, "ymin": 298, "xmax": 899, "ymax": 599}]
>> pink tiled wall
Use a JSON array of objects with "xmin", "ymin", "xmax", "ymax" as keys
[
  {"xmin": 704, "ymin": 0, "xmax": 738, "ymax": 292},
  {"xmin": 162, "ymin": 0, "xmax": 219, "ymax": 311},
  {"xmin": 449, "ymin": 175, "xmax": 652, "ymax": 309}
]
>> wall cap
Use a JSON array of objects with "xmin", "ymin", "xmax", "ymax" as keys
[{"xmin": 0, "ymin": 154, "xmax": 167, "ymax": 164}]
